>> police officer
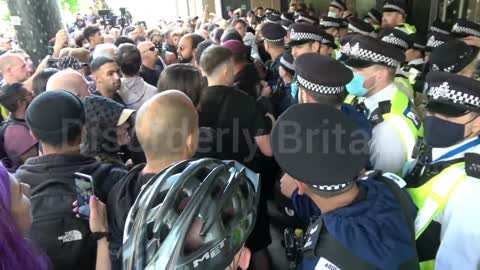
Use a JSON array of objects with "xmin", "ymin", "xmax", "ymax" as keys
[
  {"xmin": 271, "ymin": 51, "xmax": 296, "ymax": 117},
  {"xmin": 341, "ymin": 35, "xmax": 423, "ymax": 176},
  {"xmin": 379, "ymin": 28, "xmax": 416, "ymax": 100},
  {"xmin": 450, "ymin": 19, "xmax": 480, "ymax": 38},
  {"xmin": 320, "ymin": 33, "xmax": 337, "ymax": 57},
  {"xmin": 382, "ymin": 0, "xmax": 416, "ymax": 34},
  {"xmin": 261, "ymin": 23, "xmax": 287, "ymax": 87},
  {"xmin": 347, "ymin": 17, "xmax": 375, "ymax": 37},
  {"xmin": 280, "ymin": 54, "xmax": 372, "ymax": 223},
  {"xmin": 429, "ymin": 39, "xmax": 479, "ymax": 79},
  {"xmin": 364, "ymin": 8, "xmax": 382, "ymax": 30},
  {"xmin": 272, "ymin": 103, "xmax": 419, "ymax": 270},
  {"xmin": 288, "ymin": 23, "xmax": 325, "ymax": 101},
  {"xmin": 405, "ymin": 72, "xmax": 480, "ymax": 269},
  {"xmin": 319, "ymin": 16, "xmax": 342, "ymax": 39}
]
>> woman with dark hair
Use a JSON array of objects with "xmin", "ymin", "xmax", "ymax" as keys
[
  {"xmin": 32, "ymin": 68, "xmax": 59, "ymax": 97},
  {"xmin": 157, "ymin": 64, "xmax": 205, "ymax": 106},
  {"xmin": 0, "ymin": 163, "xmax": 49, "ymax": 270},
  {"xmin": 82, "ymin": 95, "xmax": 135, "ymax": 168}
]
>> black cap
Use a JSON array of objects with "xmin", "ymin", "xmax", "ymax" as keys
[
  {"xmin": 429, "ymin": 40, "xmax": 479, "ymax": 74},
  {"xmin": 288, "ymin": 24, "xmax": 324, "ymax": 46},
  {"xmin": 340, "ymin": 35, "xmax": 405, "ymax": 68},
  {"xmin": 425, "ymin": 72, "xmax": 480, "ymax": 117},
  {"xmin": 271, "ymin": 103, "xmax": 369, "ymax": 191},
  {"xmin": 451, "ymin": 19, "xmax": 480, "ymax": 38},
  {"xmin": 294, "ymin": 53, "xmax": 353, "ymax": 95},
  {"xmin": 410, "ymin": 33, "xmax": 427, "ymax": 51},
  {"xmin": 26, "ymin": 90, "xmax": 85, "ymax": 144},
  {"xmin": 339, "ymin": 18, "xmax": 349, "ymax": 29},
  {"xmin": 266, "ymin": 13, "xmax": 282, "ymax": 24},
  {"xmin": 379, "ymin": 28, "xmax": 412, "ymax": 51},
  {"xmin": 319, "ymin": 16, "xmax": 341, "ymax": 29},
  {"xmin": 367, "ymin": 8, "xmax": 382, "ymax": 25},
  {"xmin": 347, "ymin": 17, "xmax": 375, "ymax": 36},
  {"xmin": 321, "ymin": 32, "xmax": 338, "ymax": 49},
  {"xmin": 279, "ymin": 51, "xmax": 295, "ymax": 75},
  {"xmin": 295, "ymin": 14, "xmax": 318, "ymax": 25},
  {"xmin": 425, "ymin": 32, "xmax": 451, "ymax": 52},
  {"xmin": 382, "ymin": 0, "xmax": 407, "ymax": 16},
  {"xmin": 281, "ymin": 19, "xmax": 293, "ymax": 31},
  {"xmin": 281, "ymin": 12, "xmax": 295, "ymax": 23},
  {"xmin": 430, "ymin": 19, "xmax": 451, "ymax": 35},
  {"xmin": 261, "ymin": 23, "xmax": 287, "ymax": 42},
  {"xmin": 329, "ymin": 0, "xmax": 347, "ymax": 11}
]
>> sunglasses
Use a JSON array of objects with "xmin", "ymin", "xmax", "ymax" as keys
[{"xmin": 142, "ymin": 47, "xmax": 156, "ymax": 53}]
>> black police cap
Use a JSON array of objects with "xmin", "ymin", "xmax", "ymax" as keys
[
  {"xmin": 451, "ymin": 19, "xmax": 480, "ymax": 38},
  {"xmin": 367, "ymin": 8, "xmax": 382, "ymax": 25},
  {"xmin": 347, "ymin": 17, "xmax": 375, "ymax": 36},
  {"xmin": 425, "ymin": 72, "xmax": 480, "ymax": 117},
  {"xmin": 425, "ymin": 32, "xmax": 452, "ymax": 52},
  {"xmin": 266, "ymin": 13, "xmax": 282, "ymax": 24},
  {"xmin": 430, "ymin": 19, "xmax": 451, "ymax": 36},
  {"xmin": 321, "ymin": 32, "xmax": 338, "ymax": 49},
  {"xmin": 288, "ymin": 23, "xmax": 324, "ymax": 46},
  {"xmin": 261, "ymin": 23, "xmax": 287, "ymax": 42},
  {"xmin": 379, "ymin": 28, "xmax": 412, "ymax": 51},
  {"xmin": 410, "ymin": 32, "xmax": 427, "ymax": 51},
  {"xmin": 382, "ymin": 0, "xmax": 407, "ymax": 16},
  {"xmin": 319, "ymin": 16, "xmax": 342, "ymax": 29},
  {"xmin": 294, "ymin": 53, "xmax": 353, "ymax": 95},
  {"xmin": 279, "ymin": 51, "xmax": 295, "ymax": 74},
  {"xmin": 329, "ymin": 0, "xmax": 347, "ymax": 11},
  {"xmin": 295, "ymin": 14, "xmax": 318, "ymax": 25},
  {"xmin": 340, "ymin": 35, "xmax": 405, "ymax": 68},
  {"xmin": 430, "ymin": 40, "xmax": 479, "ymax": 74},
  {"xmin": 271, "ymin": 103, "xmax": 369, "ymax": 191}
]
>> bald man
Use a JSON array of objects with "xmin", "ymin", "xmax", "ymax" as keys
[
  {"xmin": 177, "ymin": 34, "xmax": 205, "ymax": 65},
  {"xmin": 138, "ymin": 41, "xmax": 165, "ymax": 86},
  {"xmin": 107, "ymin": 90, "xmax": 199, "ymax": 269},
  {"xmin": 46, "ymin": 69, "xmax": 91, "ymax": 97},
  {"xmin": 0, "ymin": 53, "xmax": 30, "ymax": 85}
]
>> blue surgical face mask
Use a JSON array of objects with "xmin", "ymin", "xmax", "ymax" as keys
[
  {"xmin": 327, "ymin": 11, "xmax": 337, "ymax": 18},
  {"xmin": 346, "ymin": 72, "xmax": 369, "ymax": 97},
  {"xmin": 291, "ymin": 82, "xmax": 299, "ymax": 98}
]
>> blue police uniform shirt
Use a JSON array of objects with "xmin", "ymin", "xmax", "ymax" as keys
[{"xmin": 300, "ymin": 180, "xmax": 418, "ymax": 270}]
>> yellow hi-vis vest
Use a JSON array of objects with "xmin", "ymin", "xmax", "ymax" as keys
[
  {"xmin": 395, "ymin": 76, "xmax": 415, "ymax": 101},
  {"xmin": 407, "ymin": 162, "xmax": 467, "ymax": 270},
  {"xmin": 345, "ymin": 88, "xmax": 424, "ymax": 166},
  {"xmin": 0, "ymin": 104, "xmax": 8, "ymax": 121}
]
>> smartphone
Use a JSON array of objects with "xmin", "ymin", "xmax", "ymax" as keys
[{"xmin": 74, "ymin": 173, "xmax": 94, "ymax": 220}]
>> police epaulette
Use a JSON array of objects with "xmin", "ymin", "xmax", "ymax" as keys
[
  {"xmin": 357, "ymin": 170, "xmax": 382, "ymax": 180},
  {"xmin": 465, "ymin": 153, "xmax": 480, "ymax": 179}
]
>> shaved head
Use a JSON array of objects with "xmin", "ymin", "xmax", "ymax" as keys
[
  {"xmin": 136, "ymin": 90, "xmax": 199, "ymax": 161},
  {"xmin": 46, "ymin": 69, "xmax": 90, "ymax": 97},
  {"xmin": 0, "ymin": 53, "xmax": 29, "ymax": 83}
]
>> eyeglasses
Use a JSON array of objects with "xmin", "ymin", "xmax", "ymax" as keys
[{"xmin": 142, "ymin": 47, "xmax": 156, "ymax": 53}]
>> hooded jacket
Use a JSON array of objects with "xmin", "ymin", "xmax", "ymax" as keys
[
  {"xmin": 301, "ymin": 179, "xmax": 418, "ymax": 270},
  {"xmin": 15, "ymin": 153, "xmax": 127, "ymax": 202}
]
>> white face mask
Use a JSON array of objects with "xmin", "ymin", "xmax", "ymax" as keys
[{"xmin": 327, "ymin": 11, "xmax": 337, "ymax": 18}]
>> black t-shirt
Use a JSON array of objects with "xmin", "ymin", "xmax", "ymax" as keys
[
  {"xmin": 139, "ymin": 65, "xmax": 162, "ymax": 87},
  {"xmin": 197, "ymin": 85, "xmax": 271, "ymax": 165}
]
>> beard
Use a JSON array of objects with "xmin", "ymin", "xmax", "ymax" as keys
[{"xmin": 178, "ymin": 55, "xmax": 193, "ymax": 64}]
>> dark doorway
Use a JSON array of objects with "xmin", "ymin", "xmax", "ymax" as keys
[{"xmin": 221, "ymin": 0, "xmax": 251, "ymax": 19}]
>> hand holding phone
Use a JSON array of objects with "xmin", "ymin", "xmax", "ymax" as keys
[{"xmin": 74, "ymin": 173, "xmax": 94, "ymax": 220}]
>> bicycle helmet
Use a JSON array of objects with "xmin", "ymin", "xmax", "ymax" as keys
[{"xmin": 122, "ymin": 158, "xmax": 260, "ymax": 270}]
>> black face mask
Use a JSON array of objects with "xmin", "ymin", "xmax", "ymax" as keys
[{"xmin": 424, "ymin": 116, "xmax": 476, "ymax": 148}]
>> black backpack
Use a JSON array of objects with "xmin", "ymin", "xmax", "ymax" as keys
[
  {"xmin": 28, "ymin": 178, "xmax": 97, "ymax": 270},
  {"xmin": 0, "ymin": 118, "xmax": 29, "ymax": 170}
]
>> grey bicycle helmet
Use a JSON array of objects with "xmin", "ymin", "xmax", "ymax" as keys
[{"xmin": 122, "ymin": 158, "xmax": 260, "ymax": 270}]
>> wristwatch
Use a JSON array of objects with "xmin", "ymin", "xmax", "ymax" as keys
[{"xmin": 91, "ymin": 232, "xmax": 110, "ymax": 241}]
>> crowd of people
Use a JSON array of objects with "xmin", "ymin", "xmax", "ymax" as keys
[{"xmin": 0, "ymin": 0, "xmax": 480, "ymax": 269}]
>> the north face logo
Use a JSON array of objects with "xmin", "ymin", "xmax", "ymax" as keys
[{"xmin": 58, "ymin": 230, "xmax": 83, "ymax": 243}]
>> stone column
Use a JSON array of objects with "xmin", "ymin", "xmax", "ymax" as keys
[{"xmin": 6, "ymin": 0, "xmax": 64, "ymax": 65}]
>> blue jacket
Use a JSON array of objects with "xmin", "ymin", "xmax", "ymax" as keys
[{"xmin": 300, "ymin": 180, "xmax": 418, "ymax": 270}]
